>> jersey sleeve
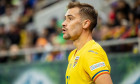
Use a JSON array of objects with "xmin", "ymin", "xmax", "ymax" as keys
[{"xmin": 82, "ymin": 50, "xmax": 110, "ymax": 82}]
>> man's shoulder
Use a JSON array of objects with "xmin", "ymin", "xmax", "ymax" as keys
[
  {"xmin": 88, "ymin": 41, "xmax": 105, "ymax": 54},
  {"xmin": 85, "ymin": 40, "xmax": 102, "ymax": 50},
  {"xmin": 82, "ymin": 43, "xmax": 106, "ymax": 58},
  {"xmin": 82, "ymin": 49, "xmax": 100, "ymax": 59},
  {"xmin": 84, "ymin": 43, "xmax": 101, "ymax": 53},
  {"xmin": 81, "ymin": 42, "xmax": 108, "ymax": 63}
]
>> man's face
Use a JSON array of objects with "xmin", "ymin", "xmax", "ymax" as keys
[{"xmin": 62, "ymin": 7, "xmax": 83, "ymax": 41}]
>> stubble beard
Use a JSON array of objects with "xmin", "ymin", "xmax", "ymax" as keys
[{"xmin": 63, "ymin": 34, "xmax": 71, "ymax": 40}]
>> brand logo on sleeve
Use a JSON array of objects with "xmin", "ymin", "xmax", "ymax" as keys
[
  {"xmin": 73, "ymin": 56, "xmax": 80, "ymax": 68},
  {"xmin": 90, "ymin": 62, "xmax": 105, "ymax": 71},
  {"xmin": 88, "ymin": 50, "xmax": 98, "ymax": 54}
]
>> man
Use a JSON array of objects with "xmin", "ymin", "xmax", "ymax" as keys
[{"xmin": 62, "ymin": 2, "xmax": 113, "ymax": 84}]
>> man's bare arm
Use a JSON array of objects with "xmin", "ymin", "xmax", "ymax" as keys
[{"xmin": 95, "ymin": 74, "xmax": 113, "ymax": 84}]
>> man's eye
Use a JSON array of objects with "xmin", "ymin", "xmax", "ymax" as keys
[{"xmin": 69, "ymin": 18, "xmax": 72, "ymax": 20}]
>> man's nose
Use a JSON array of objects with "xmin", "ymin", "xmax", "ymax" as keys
[{"xmin": 62, "ymin": 20, "xmax": 66, "ymax": 28}]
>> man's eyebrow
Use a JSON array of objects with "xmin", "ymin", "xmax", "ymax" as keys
[
  {"xmin": 67, "ymin": 15, "xmax": 73, "ymax": 17},
  {"xmin": 65, "ymin": 14, "xmax": 74, "ymax": 17},
  {"xmin": 64, "ymin": 14, "xmax": 75, "ymax": 20}
]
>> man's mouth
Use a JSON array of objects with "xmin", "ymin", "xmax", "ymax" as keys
[{"xmin": 62, "ymin": 28, "xmax": 66, "ymax": 33}]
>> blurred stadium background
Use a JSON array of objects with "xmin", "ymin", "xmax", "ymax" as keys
[{"xmin": 0, "ymin": 0, "xmax": 140, "ymax": 84}]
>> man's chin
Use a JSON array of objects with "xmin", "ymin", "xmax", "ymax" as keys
[{"xmin": 63, "ymin": 36, "xmax": 70, "ymax": 40}]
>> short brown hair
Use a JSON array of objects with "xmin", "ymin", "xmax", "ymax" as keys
[{"xmin": 67, "ymin": 2, "xmax": 98, "ymax": 31}]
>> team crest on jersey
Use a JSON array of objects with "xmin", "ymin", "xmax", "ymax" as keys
[
  {"xmin": 90, "ymin": 62, "xmax": 105, "ymax": 71},
  {"xmin": 73, "ymin": 56, "xmax": 80, "ymax": 68}
]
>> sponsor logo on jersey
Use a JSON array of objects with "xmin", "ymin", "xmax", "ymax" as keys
[
  {"xmin": 73, "ymin": 56, "xmax": 80, "ymax": 68},
  {"xmin": 88, "ymin": 50, "xmax": 98, "ymax": 54},
  {"xmin": 90, "ymin": 62, "xmax": 105, "ymax": 71}
]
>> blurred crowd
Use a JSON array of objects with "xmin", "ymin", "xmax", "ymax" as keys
[
  {"xmin": 93, "ymin": 0, "xmax": 140, "ymax": 40},
  {"xmin": 93, "ymin": 0, "xmax": 140, "ymax": 52},
  {"xmin": 0, "ymin": 0, "xmax": 69, "ymax": 63},
  {"xmin": 0, "ymin": 0, "xmax": 140, "ymax": 63}
]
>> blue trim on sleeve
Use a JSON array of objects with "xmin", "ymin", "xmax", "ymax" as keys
[{"xmin": 92, "ymin": 70, "xmax": 109, "ymax": 80}]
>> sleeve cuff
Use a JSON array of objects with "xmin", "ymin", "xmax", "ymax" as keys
[{"xmin": 92, "ymin": 70, "xmax": 110, "ymax": 82}]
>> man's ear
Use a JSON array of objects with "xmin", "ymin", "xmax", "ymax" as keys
[{"xmin": 82, "ymin": 19, "xmax": 91, "ymax": 29}]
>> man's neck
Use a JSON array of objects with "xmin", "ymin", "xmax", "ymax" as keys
[{"xmin": 73, "ymin": 32, "xmax": 93, "ymax": 51}]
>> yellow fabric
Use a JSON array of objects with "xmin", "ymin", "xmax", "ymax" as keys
[
  {"xmin": 20, "ymin": 30, "xmax": 28, "ymax": 47},
  {"xmin": 66, "ymin": 40, "xmax": 111, "ymax": 84}
]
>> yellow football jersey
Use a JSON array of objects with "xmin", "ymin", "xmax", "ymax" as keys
[{"xmin": 66, "ymin": 40, "xmax": 111, "ymax": 84}]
